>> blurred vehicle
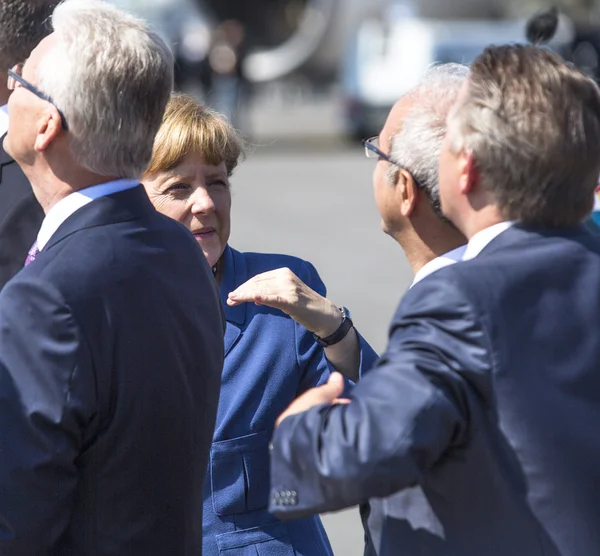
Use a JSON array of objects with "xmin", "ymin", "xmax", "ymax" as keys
[{"xmin": 341, "ymin": 15, "xmax": 574, "ymax": 139}]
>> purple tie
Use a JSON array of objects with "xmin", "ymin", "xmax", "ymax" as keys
[{"xmin": 24, "ymin": 240, "xmax": 40, "ymax": 267}]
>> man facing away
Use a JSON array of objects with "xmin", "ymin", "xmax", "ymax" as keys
[
  {"xmin": 0, "ymin": 0, "xmax": 55, "ymax": 289},
  {"xmin": 364, "ymin": 63, "xmax": 467, "ymax": 287},
  {"xmin": 0, "ymin": 1, "xmax": 223, "ymax": 554},
  {"xmin": 268, "ymin": 45, "xmax": 600, "ymax": 556}
]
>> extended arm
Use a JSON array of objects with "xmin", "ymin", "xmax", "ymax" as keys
[
  {"xmin": 228, "ymin": 264, "xmax": 378, "ymax": 381},
  {"xmin": 268, "ymin": 272, "xmax": 491, "ymax": 518}
]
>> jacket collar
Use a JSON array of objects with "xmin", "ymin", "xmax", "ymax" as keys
[
  {"xmin": 475, "ymin": 223, "xmax": 590, "ymax": 259},
  {"xmin": 219, "ymin": 244, "xmax": 248, "ymax": 326},
  {"xmin": 43, "ymin": 185, "xmax": 153, "ymax": 252}
]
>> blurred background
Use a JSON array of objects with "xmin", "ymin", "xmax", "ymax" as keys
[{"xmin": 110, "ymin": 0, "xmax": 600, "ymax": 553}]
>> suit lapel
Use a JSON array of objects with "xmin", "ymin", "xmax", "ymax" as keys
[{"xmin": 219, "ymin": 246, "xmax": 247, "ymax": 356}]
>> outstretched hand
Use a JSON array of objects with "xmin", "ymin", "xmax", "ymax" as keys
[
  {"xmin": 227, "ymin": 267, "xmax": 342, "ymax": 338},
  {"xmin": 275, "ymin": 372, "xmax": 349, "ymax": 428}
]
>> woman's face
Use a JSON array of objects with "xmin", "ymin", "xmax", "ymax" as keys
[{"xmin": 143, "ymin": 152, "xmax": 232, "ymax": 267}]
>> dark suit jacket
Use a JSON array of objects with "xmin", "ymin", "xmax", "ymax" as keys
[
  {"xmin": 270, "ymin": 225, "xmax": 600, "ymax": 556},
  {"xmin": 0, "ymin": 139, "xmax": 44, "ymax": 290},
  {"xmin": 0, "ymin": 186, "xmax": 224, "ymax": 555}
]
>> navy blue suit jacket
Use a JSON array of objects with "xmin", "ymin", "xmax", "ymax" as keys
[
  {"xmin": 270, "ymin": 225, "xmax": 600, "ymax": 556},
  {"xmin": 0, "ymin": 186, "xmax": 224, "ymax": 555}
]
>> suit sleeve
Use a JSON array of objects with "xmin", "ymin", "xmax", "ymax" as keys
[
  {"xmin": 294, "ymin": 260, "xmax": 378, "ymax": 394},
  {"xmin": 0, "ymin": 278, "xmax": 95, "ymax": 554},
  {"xmin": 270, "ymin": 270, "xmax": 492, "ymax": 519}
]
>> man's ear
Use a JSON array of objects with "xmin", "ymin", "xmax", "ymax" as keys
[
  {"xmin": 459, "ymin": 150, "xmax": 479, "ymax": 194},
  {"xmin": 34, "ymin": 106, "xmax": 63, "ymax": 152},
  {"xmin": 398, "ymin": 169, "xmax": 418, "ymax": 217}
]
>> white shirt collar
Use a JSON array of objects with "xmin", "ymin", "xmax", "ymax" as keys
[
  {"xmin": 411, "ymin": 244, "xmax": 467, "ymax": 287},
  {"xmin": 0, "ymin": 104, "xmax": 9, "ymax": 138},
  {"xmin": 462, "ymin": 221, "xmax": 515, "ymax": 261},
  {"xmin": 37, "ymin": 179, "xmax": 140, "ymax": 250}
]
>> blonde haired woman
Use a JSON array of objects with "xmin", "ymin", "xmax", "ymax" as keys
[{"xmin": 142, "ymin": 94, "xmax": 377, "ymax": 556}]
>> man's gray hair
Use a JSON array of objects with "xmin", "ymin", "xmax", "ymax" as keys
[
  {"xmin": 37, "ymin": 0, "xmax": 174, "ymax": 178},
  {"xmin": 387, "ymin": 63, "xmax": 469, "ymax": 217}
]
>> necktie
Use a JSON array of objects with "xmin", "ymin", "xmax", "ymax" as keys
[{"xmin": 24, "ymin": 240, "xmax": 40, "ymax": 267}]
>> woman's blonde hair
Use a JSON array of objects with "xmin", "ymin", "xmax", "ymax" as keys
[{"xmin": 144, "ymin": 92, "xmax": 245, "ymax": 177}]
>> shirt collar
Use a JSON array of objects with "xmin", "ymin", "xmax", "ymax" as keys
[
  {"xmin": 0, "ymin": 104, "xmax": 9, "ymax": 138},
  {"xmin": 462, "ymin": 221, "xmax": 515, "ymax": 261},
  {"xmin": 37, "ymin": 178, "xmax": 139, "ymax": 250},
  {"xmin": 411, "ymin": 244, "xmax": 467, "ymax": 287}
]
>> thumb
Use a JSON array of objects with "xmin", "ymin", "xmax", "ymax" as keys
[{"xmin": 320, "ymin": 372, "xmax": 345, "ymax": 400}]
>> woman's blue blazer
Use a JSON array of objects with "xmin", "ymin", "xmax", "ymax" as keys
[{"xmin": 202, "ymin": 245, "xmax": 378, "ymax": 556}]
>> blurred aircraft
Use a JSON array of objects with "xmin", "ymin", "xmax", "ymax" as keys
[{"xmin": 109, "ymin": 0, "xmax": 600, "ymax": 86}]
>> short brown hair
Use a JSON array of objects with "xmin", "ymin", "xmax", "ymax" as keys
[
  {"xmin": 448, "ymin": 44, "xmax": 600, "ymax": 227},
  {"xmin": 144, "ymin": 93, "xmax": 245, "ymax": 178}
]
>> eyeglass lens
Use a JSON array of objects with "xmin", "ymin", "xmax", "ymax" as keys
[{"xmin": 364, "ymin": 137, "xmax": 382, "ymax": 159}]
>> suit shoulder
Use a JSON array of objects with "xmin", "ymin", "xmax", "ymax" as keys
[{"xmin": 396, "ymin": 264, "xmax": 474, "ymax": 322}]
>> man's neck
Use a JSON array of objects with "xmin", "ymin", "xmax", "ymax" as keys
[
  {"xmin": 397, "ymin": 222, "xmax": 467, "ymax": 276},
  {"xmin": 457, "ymin": 203, "xmax": 505, "ymax": 240},
  {"xmin": 26, "ymin": 165, "xmax": 119, "ymax": 214}
]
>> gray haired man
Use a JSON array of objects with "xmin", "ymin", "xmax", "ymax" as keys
[
  {"xmin": 365, "ymin": 63, "xmax": 468, "ymax": 284},
  {"xmin": 0, "ymin": 1, "xmax": 223, "ymax": 553}
]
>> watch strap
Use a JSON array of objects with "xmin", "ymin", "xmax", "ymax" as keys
[{"xmin": 313, "ymin": 308, "xmax": 354, "ymax": 347}]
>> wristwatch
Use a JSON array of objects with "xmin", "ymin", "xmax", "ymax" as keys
[{"xmin": 313, "ymin": 306, "xmax": 354, "ymax": 347}]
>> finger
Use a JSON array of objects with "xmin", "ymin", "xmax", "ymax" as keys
[
  {"xmin": 229, "ymin": 283, "xmax": 268, "ymax": 302},
  {"xmin": 332, "ymin": 398, "xmax": 351, "ymax": 405},
  {"xmin": 231, "ymin": 269, "xmax": 292, "ymax": 294},
  {"xmin": 229, "ymin": 267, "xmax": 302, "ymax": 299},
  {"xmin": 316, "ymin": 372, "xmax": 346, "ymax": 403}
]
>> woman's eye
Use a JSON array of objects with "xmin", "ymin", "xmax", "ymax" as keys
[
  {"xmin": 165, "ymin": 183, "xmax": 189, "ymax": 193},
  {"xmin": 208, "ymin": 180, "xmax": 228, "ymax": 188}
]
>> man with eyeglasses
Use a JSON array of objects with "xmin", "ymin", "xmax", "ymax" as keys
[
  {"xmin": 0, "ymin": 0, "xmax": 55, "ymax": 291},
  {"xmin": 268, "ymin": 63, "xmax": 470, "ymax": 553},
  {"xmin": 361, "ymin": 64, "xmax": 468, "ymax": 286},
  {"xmin": 0, "ymin": 0, "xmax": 225, "ymax": 554}
]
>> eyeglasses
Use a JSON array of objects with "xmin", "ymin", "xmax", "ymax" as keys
[
  {"xmin": 7, "ymin": 64, "xmax": 68, "ymax": 130},
  {"xmin": 362, "ymin": 136, "xmax": 394, "ymax": 163},
  {"xmin": 362, "ymin": 136, "xmax": 423, "ymax": 188}
]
